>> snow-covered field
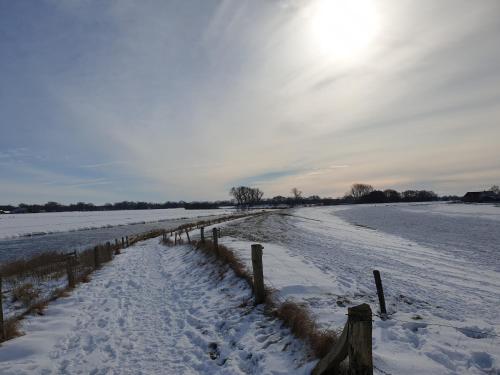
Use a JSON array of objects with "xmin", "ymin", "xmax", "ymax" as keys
[
  {"xmin": 214, "ymin": 203, "xmax": 500, "ymax": 374},
  {"xmin": 0, "ymin": 208, "xmax": 233, "ymax": 239},
  {"xmin": 1, "ymin": 202, "xmax": 498, "ymax": 374},
  {"xmin": 0, "ymin": 238, "xmax": 313, "ymax": 374}
]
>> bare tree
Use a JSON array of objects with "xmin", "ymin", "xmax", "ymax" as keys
[
  {"xmin": 291, "ymin": 187, "xmax": 302, "ymax": 200},
  {"xmin": 350, "ymin": 183, "xmax": 374, "ymax": 200},
  {"xmin": 229, "ymin": 186, "xmax": 264, "ymax": 208},
  {"xmin": 490, "ymin": 185, "xmax": 500, "ymax": 194}
]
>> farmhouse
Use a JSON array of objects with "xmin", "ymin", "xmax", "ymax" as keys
[{"xmin": 462, "ymin": 191, "xmax": 499, "ymax": 203}]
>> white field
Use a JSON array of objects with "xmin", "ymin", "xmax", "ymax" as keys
[
  {"xmin": 0, "ymin": 238, "xmax": 313, "ymax": 374},
  {"xmin": 0, "ymin": 208, "xmax": 234, "ymax": 239},
  {"xmin": 214, "ymin": 203, "xmax": 500, "ymax": 374}
]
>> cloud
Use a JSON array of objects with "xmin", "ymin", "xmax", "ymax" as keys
[{"xmin": 1, "ymin": 0, "xmax": 499, "ymax": 202}]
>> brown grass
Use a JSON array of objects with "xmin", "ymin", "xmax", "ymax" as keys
[
  {"xmin": 275, "ymin": 301, "xmax": 337, "ymax": 358},
  {"xmin": 2, "ymin": 317, "xmax": 22, "ymax": 341},
  {"xmin": 11, "ymin": 282, "xmax": 40, "ymax": 307}
]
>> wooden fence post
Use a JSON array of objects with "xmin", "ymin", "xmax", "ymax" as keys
[
  {"xmin": 212, "ymin": 228, "xmax": 218, "ymax": 249},
  {"xmin": 106, "ymin": 242, "xmax": 112, "ymax": 261},
  {"xmin": 348, "ymin": 304, "xmax": 373, "ymax": 374},
  {"xmin": 373, "ymin": 270, "xmax": 387, "ymax": 318},
  {"xmin": 94, "ymin": 246, "xmax": 99, "ymax": 268},
  {"xmin": 121, "ymin": 237, "xmax": 125, "ymax": 248},
  {"xmin": 185, "ymin": 228, "xmax": 191, "ymax": 244},
  {"xmin": 200, "ymin": 227, "xmax": 205, "ymax": 243},
  {"xmin": 251, "ymin": 244, "xmax": 265, "ymax": 304},
  {"xmin": 312, "ymin": 303, "xmax": 373, "ymax": 375},
  {"xmin": 126, "ymin": 236, "xmax": 129, "ymax": 247},
  {"xmin": 66, "ymin": 257, "xmax": 75, "ymax": 288},
  {"xmin": 218, "ymin": 228, "xmax": 221, "ymax": 238},
  {"xmin": 0, "ymin": 275, "xmax": 5, "ymax": 341},
  {"xmin": 115, "ymin": 238, "xmax": 119, "ymax": 247}
]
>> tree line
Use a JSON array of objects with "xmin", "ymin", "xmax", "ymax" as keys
[{"xmin": 3, "ymin": 182, "xmax": 494, "ymax": 214}]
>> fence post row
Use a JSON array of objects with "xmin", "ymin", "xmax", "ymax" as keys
[
  {"xmin": 372, "ymin": 270, "xmax": 387, "ymax": 318},
  {"xmin": 0, "ymin": 275, "xmax": 5, "ymax": 340},
  {"xmin": 312, "ymin": 303, "xmax": 373, "ymax": 375},
  {"xmin": 251, "ymin": 244, "xmax": 265, "ymax": 305}
]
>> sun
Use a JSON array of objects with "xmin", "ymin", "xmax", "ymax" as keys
[{"xmin": 308, "ymin": 0, "xmax": 380, "ymax": 62}]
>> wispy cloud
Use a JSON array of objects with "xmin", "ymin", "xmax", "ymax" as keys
[{"xmin": 1, "ymin": 0, "xmax": 499, "ymax": 202}]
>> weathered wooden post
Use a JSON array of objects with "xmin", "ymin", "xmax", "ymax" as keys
[
  {"xmin": 94, "ymin": 246, "xmax": 99, "ymax": 268},
  {"xmin": 66, "ymin": 256, "xmax": 75, "ymax": 288},
  {"xmin": 212, "ymin": 228, "xmax": 218, "ymax": 249},
  {"xmin": 348, "ymin": 304, "xmax": 373, "ymax": 374},
  {"xmin": 126, "ymin": 236, "xmax": 129, "ymax": 247},
  {"xmin": 251, "ymin": 244, "xmax": 265, "ymax": 304},
  {"xmin": 115, "ymin": 238, "xmax": 119, "ymax": 247},
  {"xmin": 373, "ymin": 270, "xmax": 387, "ymax": 318},
  {"xmin": 218, "ymin": 228, "xmax": 221, "ymax": 238},
  {"xmin": 185, "ymin": 228, "xmax": 191, "ymax": 244},
  {"xmin": 106, "ymin": 242, "xmax": 112, "ymax": 261},
  {"xmin": 121, "ymin": 237, "xmax": 125, "ymax": 248},
  {"xmin": 0, "ymin": 275, "xmax": 5, "ymax": 340},
  {"xmin": 312, "ymin": 303, "xmax": 373, "ymax": 375},
  {"xmin": 200, "ymin": 227, "xmax": 205, "ymax": 243},
  {"xmin": 174, "ymin": 232, "xmax": 178, "ymax": 245}
]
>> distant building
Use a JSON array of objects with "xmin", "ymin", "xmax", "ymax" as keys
[{"xmin": 462, "ymin": 191, "xmax": 499, "ymax": 203}]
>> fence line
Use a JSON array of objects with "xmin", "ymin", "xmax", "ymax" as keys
[{"xmin": 0, "ymin": 212, "xmax": 260, "ymax": 343}]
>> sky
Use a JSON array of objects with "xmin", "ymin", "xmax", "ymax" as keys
[{"xmin": 1, "ymin": 0, "xmax": 499, "ymax": 204}]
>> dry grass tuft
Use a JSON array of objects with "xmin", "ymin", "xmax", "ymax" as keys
[
  {"xmin": 275, "ymin": 301, "xmax": 337, "ymax": 357},
  {"xmin": 2, "ymin": 318, "xmax": 23, "ymax": 341},
  {"xmin": 11, "ymin": 283, "xmax": 40, "ymax": 307}
]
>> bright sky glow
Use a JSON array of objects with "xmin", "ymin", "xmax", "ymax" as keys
[{"xmin": 308, "ymin": 0, "xmax": 380, "ymax": 61}]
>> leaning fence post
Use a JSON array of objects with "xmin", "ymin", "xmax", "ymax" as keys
[
  {"xmin": 212, "ymin": 228, "xmax": 218, "ymax": 249},
  {"xmin": 251, "ymin": 244, "xmax": 265, "ymax": 304},
  {"xmin": 348, "ymin": 304, "xmax": 373, "ymax": 375},
  {"xmin": 373, "ymin": 270, "xmax": 387, "ymax": 318},
  {"xmin": 200, "ymin": 227, "xmax": 205, "ymax": 243},
  {"xmin": 0, "ymin": 275, "xmax": 5, "ymax": 340},
  {"xmin": 94, "ymin": 246, "xmax": 99, "ymax": 268},
  {"xmin": 185, "ymin": 228, "xmax": 191, "ymax": 244}
]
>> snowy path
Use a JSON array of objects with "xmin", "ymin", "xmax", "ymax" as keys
[{"xmin": 0, "ymin": 238, "xmax": 313, "ymax": 374}]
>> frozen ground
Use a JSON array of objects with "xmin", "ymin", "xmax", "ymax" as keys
[
  {"xmin": 0, "ymin": 208, "xmax": 233, "ymax": 239},
  {"xmin": 216, "ymin": 203, "xmax": 500, "ymax": 374},
  {"xmin": 0, "ymin": 237, "xmax": 313, "ymax": 374}
]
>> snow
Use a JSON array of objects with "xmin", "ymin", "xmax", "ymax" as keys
[
  {"xmin": 0, "ymin": 237, "xmax": 314, "ymax": 374},
  {"xmin": 214, "ymin": 204, "xmax": 500, "ymax": 374},
  {"xmin": 0, "ymin": 208, "xmax": 233, "ymax": 240}
]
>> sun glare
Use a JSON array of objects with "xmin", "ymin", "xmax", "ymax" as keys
[{"xmin": 309, "ymin": 0, "xmax": 380, "ymax": 61}]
